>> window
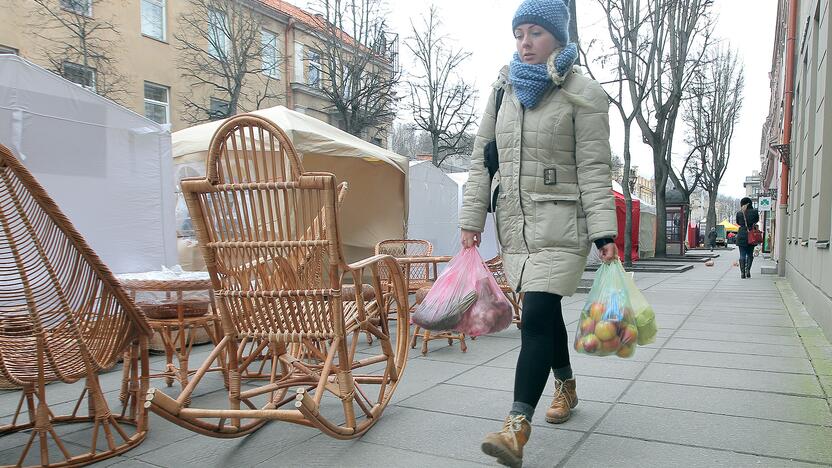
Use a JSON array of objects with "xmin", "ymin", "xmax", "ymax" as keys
[
  {"xmin": 144, "ymin": 82, "xmax": 169, "ymax": 124},
  {"xmin": 294, "ymin": 42, "xmax": 304, "ymax": 82},
  {"xmin": 307, "ymin": 49, "xmax": 321, "ymax": 88},
  {"xmin": 141, "ymin": 0, "xmax": 166, "ymax": 41},
  {"xmin": 62, "ymin": 61, "xmax": 95, "ymax": 91},
  {"xmin": 209, "ymin": 98, "xmax": 230, "ymax": 119},
  {"xmin": 61, "ymin": 0, "xmax": 91, "ymax": 15},
  {"xmin": 261, "ymin": 29, "xmax": 279, "ymax": 79},
  {"xmin": 0, "ymin": 45, "xmax": 17, "ymax": 55},
  {"xmin": 208, "ymin": 9, "xmax": 228, "ymax": 59}
]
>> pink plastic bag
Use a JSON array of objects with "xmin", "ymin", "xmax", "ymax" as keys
[{"xmin": 412, "ymin": 248, "xmax": 513, "ymax": 336}]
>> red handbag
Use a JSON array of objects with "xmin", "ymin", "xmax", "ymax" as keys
[{"xmin": 742, "ymin": 211, "xmax": 763, "ymax": 246}]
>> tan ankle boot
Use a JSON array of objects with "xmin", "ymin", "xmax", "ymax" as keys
[
  {"xmin": 545, "ymin": 378, "xmax": 577, "ymax": 424},
  {"xmin": 481, "ymin": 414, "xmax": 531, "ymax": 468}
]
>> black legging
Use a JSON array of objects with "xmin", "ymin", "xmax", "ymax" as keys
[
  {"xmin": 513, "ymin": 291, "xmax": 569, "ymax": 408},
  {"xmin": 738, "ymin": 244, "xmax": 754, "ymax": 267}
]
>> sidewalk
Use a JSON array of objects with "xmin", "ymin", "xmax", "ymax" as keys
[{"xmin": 2, "ymin": 251, "xmax": 831, "ymax": 467}]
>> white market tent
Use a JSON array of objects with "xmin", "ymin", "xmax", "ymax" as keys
[
  {"xmin": 172, "ymin": 106, "xmax": 408, "ymax": 265},
  {"xmin": 639, "ymin": 199, "xmax": 657, "ymax": 259},
  {"xmin": 447, "ymin": 172, "xmax": 500, "ymax": 261},
  {"xmin": 0, "ymin": 55, "xmax": 176, "ymax": 274},
  {"xmin": 408, "ymin": 161, "xmax": 460, "ymax": 256}
]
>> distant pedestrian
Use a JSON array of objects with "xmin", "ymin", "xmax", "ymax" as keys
[
  {"xmin": 708, "ymin": 227, "xmax": 717, "ymax": 252},
  {"xmin": 736, "ymin": 197, "xmax": 760, "ymax": 279},
  {"xmin": 459, "ymin": 0, "xmax": 618, "ymax": 466}
]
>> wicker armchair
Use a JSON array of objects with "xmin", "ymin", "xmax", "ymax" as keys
[
  {"xmin": 145, "ymin": 114, "xmax": 411, "ymax": 439},
  {"xmin": 374, "ymin": 239, "xmax": 436, "ymax": 295},
  {"xmin": 0, "ymin": 144, "xmax": 151, "ymax": 467}
]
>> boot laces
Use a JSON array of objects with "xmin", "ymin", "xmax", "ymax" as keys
[
  {"xmin": 553, "ymin": 379, "xmax": 571, "ymax": 406},
  {"xmin": 503, "ymin": 414, "xmax": 526, "ymax": 433}
]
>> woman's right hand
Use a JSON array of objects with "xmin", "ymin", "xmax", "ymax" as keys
[{"xmin": 461, "ymin": 229, "xmax": 481, "ymax": 249}]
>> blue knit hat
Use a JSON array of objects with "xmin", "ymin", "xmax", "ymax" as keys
[{"xmin": 512, "ymin": 0, "xmax": 570, "ymax": 45}]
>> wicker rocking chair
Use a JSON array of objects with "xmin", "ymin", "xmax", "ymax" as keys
[
  {"xmin": 145, "ymin": 115, "xmax": 411, "ymax": 439},
  {"xmin": 0, "ymin": 144, "xmax": 151, "ymax": 467}
]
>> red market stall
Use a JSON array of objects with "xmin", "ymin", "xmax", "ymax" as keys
[{"xmin": 612, "ymin": 182, "xmax": 640, "ymax": 262}]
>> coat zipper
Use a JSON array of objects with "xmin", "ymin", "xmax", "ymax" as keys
[{"xmin": 516, "ymin": 101, "xmax": 531, "ymax": 293}]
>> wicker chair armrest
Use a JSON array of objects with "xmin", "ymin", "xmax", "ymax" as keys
[{"xmin": 345, "ymin": 254, "xmax": 409, "ymax": 324}]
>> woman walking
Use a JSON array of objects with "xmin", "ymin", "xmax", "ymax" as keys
[
  {"xmin": 458, "ymin": 0, "xmax": 618, "ymax": 465},
  {"xmin": 736, "ymin": 197, "xmax": 760, "ymax": 278}
]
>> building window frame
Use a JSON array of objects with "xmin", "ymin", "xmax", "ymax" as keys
[
  {"xmin": 141, "ymin": 0, "xmax": 166, "ymax": 42},
  {"xmin": 209, "ymin": 97, "xmax": 230, "ymax": 120},
  {"xmin": 307, "ymin": 48, "xmax": 322, "ymax": 88},
  {"xmin": 61, "ymin": 0, "xmax": 92, "ymax": 16},
  {"xmin": 62, "ymin": 61, "xmax": 96, "ymax": 92},
  {"xmin": 143, "ymin": 81, "xmax": 170, "ymax": 125},
  {"xmin": 208, "ymin": 8, "xmax": 229, "ymax": 60},
  {"xmin": 261, "ymin": 29, "xmax": 280, "ymax": 79}
]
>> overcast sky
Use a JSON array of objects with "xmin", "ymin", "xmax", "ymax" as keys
[{"xmin": 294, "ymin": 0, "xmax": 778, "ymax": 198}]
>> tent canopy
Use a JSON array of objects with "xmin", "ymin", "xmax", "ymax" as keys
[
  {"xmin": 407, "ymin": 161, "xmax": 459, "ymax": 256},
  {"xmin": 719, "ymin": 219, "xmax": 740, "ymax": 232},
  {"xmin": 172, "ymin": 106, "xmax": 408, "ymax": 261},
  {"xmin": 0, "ymin": 55, "xmax": 176, "ymax": 274}
]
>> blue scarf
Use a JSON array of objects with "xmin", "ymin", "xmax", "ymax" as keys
[{"xmin": 509, "ymin": 43, "xmax": 578, "ymax": 109}]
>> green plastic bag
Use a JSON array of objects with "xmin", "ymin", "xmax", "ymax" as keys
[
  {"xmin": 574, "ymin": 260, "xmax": 638, "ymax": 358},
  {"xmin": 622, "ymin": 271, "xmax": 657, "ymax": 345}
]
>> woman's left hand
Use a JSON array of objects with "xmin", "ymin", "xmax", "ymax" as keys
[{"xmin": 599, "ymin": 243, "xmax": 619, "ymax": 264}]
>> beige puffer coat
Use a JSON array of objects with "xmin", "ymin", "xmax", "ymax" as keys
[{"xmin": 459, "ymin": 62, "xmax": 617, "ymax": 297}]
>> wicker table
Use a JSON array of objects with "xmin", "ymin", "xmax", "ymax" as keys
[{"xmin": 117, "ymin": 273, "xmax": 222, "ymax": 402}]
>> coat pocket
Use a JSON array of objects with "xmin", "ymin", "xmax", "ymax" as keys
[{"xmin": 529, "ymin": 192, "xmax": 579, "ymax": 250}]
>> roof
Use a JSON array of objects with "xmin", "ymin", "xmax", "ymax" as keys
[{"xmin": 258, "ymin": 0, "xmax": 357, "ymax": 47}]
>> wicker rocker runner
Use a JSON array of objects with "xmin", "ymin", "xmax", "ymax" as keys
[
  {"xmin": 0, "ymin": 144, "xmax": 151, "ymax": 467},
  {"xmin": 144, "ymin": 115, "xmax": 411, "ymax": 439}
]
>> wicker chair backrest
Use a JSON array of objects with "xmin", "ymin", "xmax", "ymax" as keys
[{"xmin": 0, "ymin": 144, "xmax": 149, "ymax": 387}]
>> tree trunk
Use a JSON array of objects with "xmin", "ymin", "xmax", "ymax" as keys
[
  {"xmin": 706, "ymin": 190, "xmax": 718, "ymax": 232},
  {"xmin": 653, "ymin": 149, "xmax": 668, "ymax": 257},
  {"xmin": 431, "ymin": 135, "xmax": 440, "ymax": 167},
  {"xmin": 622, "ymin": 124, "xmax": 633, "ymax": 267}
]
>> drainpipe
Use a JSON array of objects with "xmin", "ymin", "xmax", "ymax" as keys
[
  {"xmin": 777, "ymin": 0, "xmax": 798, "ymax": 277},
  {"xmin": 284, "ymin": 17, "xmax": 297, "ymax": 109}
]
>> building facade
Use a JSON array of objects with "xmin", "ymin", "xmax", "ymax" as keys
[
  {"xmin": 0, "ymin": 0, "xmax": 396, "ymax": 142},
  {"xmin": 763, "ymin": 0, "xmax": 832, "ymax": 339}
]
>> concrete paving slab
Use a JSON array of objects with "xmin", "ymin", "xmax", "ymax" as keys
[
  {"xmin": 447, "ymin": 366, "xmax": 631, "ymax": 403},
  {"xmin": 562, "ymin": 433, "xmax": 822, "ymax": 468},
  {"xmin": 253, "ymin": 435, "xmax": 488, "ymax": 468},
  {"xmin": 663, "ymin": 337, "xmax": 809, "ymax": 358},
  {"xmin": 654, "ymin": 349, "xmax": 816, "ymax": 374},
  {"xmin": 360, "ymin": 406, "xmax": 583, "ymax": 466},
  {"xmin": 639, "ymin": 362, "xmax": 826, "ymax": 397},
  {"xmin": 681, "ymin": 321, "xmax": 800, "ymax": 337},
  {"xmin": 687, "ymin": 313, "xmax": 795, "ymax": 328},
  {"xmin": 621, "ymin": 381, "xmax": 832, "ymax": 426},
  {"xmin": 596, "ymin": 404, "xmax": 832, "ymax": 465},
  {"xmin": 396, "ymin": 383, "xmax": 611, "ymax": 432},
  {"xmin": 416, "ymin": 336, "xmax": 519, "ymax": 366},
  {"xmin": 672, "ymin": 329, "xmax": 804, "ymax": 346},
  {"xmin": 134, "ymin": 421, "xmax": 319, "ymax": 468},
  {"xmin": 383, "ymin": 357, "xmax": 472, "ymax": 404}
]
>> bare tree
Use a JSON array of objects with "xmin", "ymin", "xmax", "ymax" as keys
[
  {"xmin": 623, "ymin": 0, "xmax": 714, "ymax": 256},
  {"xmin": 307, "ymin": 0, "xmax": 400, "ymax": 139},
  {"xmin": 685, "ymin": 46, "xmax": 745, "ymax": 232},
  {"xmin": 583, "ymin": 0, "xmax": 665, "ymax": 265},
  {"xmin": 176, "ymin": 0, "xmax": 280, "ymax": 123},
  {"xmin": 30, "ymin": 0, "xmax": 130, "ymax": 103},
  {"xmin": 406, "ymin": 6, "xmax": 478, "ymax": 167}
]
